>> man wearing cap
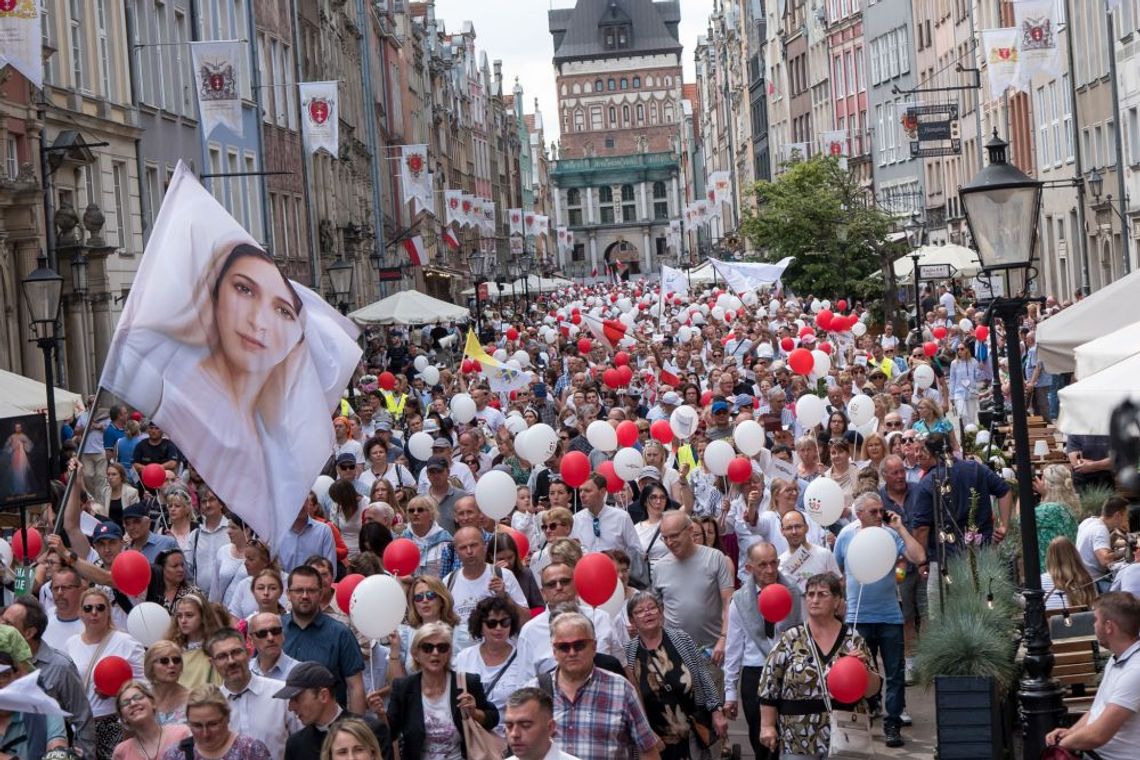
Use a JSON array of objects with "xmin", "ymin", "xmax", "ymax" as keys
[
  {"xmin": 209, "ymin": 627, "xmax": 300, "ymax": 759},
  {"xmin": 706, "ymin": 398, "xmax": 734, "ymax": 441},
  {"xmin": 249, "ymin": 612, "xmax": 300, "ymax": 680},
  {"xmin": 415, "ymin": 437, "xmax": 477, "ymax": 496},
  {"xmin": 130, "ymin": 421, "xmax": 180, "ymax": 480},
  {"xmin": 333, "ymin": 451, "xmax": 371, "ymax": 500},
  {"xmin": 277, "ymin": 503, "xmax": 337, "ymax": 572},
  {"xmin": 648, "ymin": 391, "xmax": 681, "ymax": 423},
  {"xmin": 120, "ymin": 502, "xmax": 177, "ymax": 564},
  {"xmin": 421, "ymin": 457, "xmax": 465, "ymax": 533},
  {"xmin": 278, "ymin": 661, "xmax": 392, "ymax": 760}
]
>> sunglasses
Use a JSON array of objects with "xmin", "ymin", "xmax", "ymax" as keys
[
  {"xmin": 252, "ymin": 626, "xmax": 283, "ymax": 639},
  {"xmin": 337, "ymin": 463, "xmax": 356, "ymax": 470},
  {"xmin": 483, "ymin": 617, "xmax": 512, "ymax": 630},
  {"xmin": 418, "ymin": 641, "xmax": 451, "ymax": 655},
  {"xmin": 82, "ymin": 604, "xmax": 107, "ymax": 613},
  {"xmin": 413, "ymin": 591, "xmax": 440, "ymax": 603},
  {"xmin": 541, "ymin": 521, "xmax": 566, "ymax": 531},
  {"xmin": 553, "ymin": 639, "xmax": 591, "ymax": 654},
  {"xmin": 407, "ymin": 507, "xmax": 430, "ymax": 514},
  {"xmin": 156, "ymin": 656, "xmax": 183, "ymax": 666}
]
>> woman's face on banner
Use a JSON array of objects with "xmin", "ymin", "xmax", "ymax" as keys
[{"xmin": 214, "ymin": 254, "xmax": 302, "ymax": 376}]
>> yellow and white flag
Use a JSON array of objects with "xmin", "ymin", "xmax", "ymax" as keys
[{"xmin": 464, "ymin": 331, "xmax": 532, "ymax": 393}]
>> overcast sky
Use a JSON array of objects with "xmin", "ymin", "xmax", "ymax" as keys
[{"xmin": 433, "ymin": 0, "xmax": 715, "ymax": 145}]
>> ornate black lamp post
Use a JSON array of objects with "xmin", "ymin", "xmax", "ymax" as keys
[{"xmin": 469, "ymin": 250, "xmax": 487, "ymax": 334}]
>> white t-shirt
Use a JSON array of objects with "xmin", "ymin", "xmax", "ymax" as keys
[
  {"xmin": 452, "ymin": 644, "xmax": 528, "ymax": 736},
  {"xmin": 446, "ymin": 565, "xmax": 527, "ymax": 652},
  {"xmin": 939, "ymin": 291, "xmax": 956, "ymax": 315},
  {"xmin": 1085, "ymin": 642, "xmax": 1140, "ymax": 760},
  {"xmin": 66, "ymin": 630, "xmax": 146, "ymax": 718},
  {"xmin": 1076, "ymin": 516, "xmax": 1112, "ymax": 580},
  {"xmin": 475, "ymin": 405, "xmax": 507, "ymax": 434},
  {"xmin": 43, "ymin": 615, "xmax": 85, "ymax": 653},
  {"xmin": 422, "ymin": 684, "xmax": 463, "ymax": 760},
  {"xmin": 880, "ymin": 334, "xmax": 899, "ymax": 351}
]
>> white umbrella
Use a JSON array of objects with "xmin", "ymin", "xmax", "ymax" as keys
[
  {"xmin": 347, "ymin": 290, "xmax": 470, "ymax": 325},
  {"xmin": 0, "ymin": 369, "xmax": 84, "ymax": 421},
  {"xmin": 892, "ymin": 243, "xmax": 982, "ymax": 282},
  {"xmin": 1037, "ymin": 267, "xmax": 1140, "ymax": 374}
]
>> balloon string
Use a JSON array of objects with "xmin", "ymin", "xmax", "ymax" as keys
[{"xmin": 852, "ymin": 584, "xmax": 864, "ymax": 631}]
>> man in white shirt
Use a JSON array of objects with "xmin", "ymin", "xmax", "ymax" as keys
[
  {"xmin": 415, "ymin": 437, "xmax": 477, "ymax": 495},
  {"xmin": 210, "ymin": 628, "xmax": 299, "ymax": 760},
  {"xmin": 505, "ymin": 686, "xmax": 582, "ymax": 760},
  {"xmin": 1076, "ymin": 497, "xmax": 1129, "ymax": 587},
  {"xmin": 473, "ymin": 386, "xmax": 507, "ymax": 433},
  {"xmin": 445, "ymin": 527, "xmax": 529, "ymax": 651},
  {"xmin": 777, "ymin": 510, "xmax": 839, "ymax": 592},
  {"xmin": 1046, "ymin": 592, "xmax": 1140, "ymax": 760},
  {"xmin": 187, "ymin": 488, "xmax": 229, "ymax": 595},
  {"xmin": 570, "ymin": 475, "xmax": 641, "ymax": 557},
  {"xmin": 41, "ymin": 567, "xmax": 85, "ymax": 652}
]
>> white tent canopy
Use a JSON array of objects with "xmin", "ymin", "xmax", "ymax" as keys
[
  {"xmin": 1073, "ymin": 322, "xmax": 1140, "ymax": 380},
  {"xmin": 348, "ymin": 290, "xmax": 470, "ymax": 325},
  {"xmin": 1057, "ymin": 351, "xmax": 1140, "ymax": 435},
  {"xmin": 459, "ymin": 281, "xmax": 513, "ymax": 300},
  {"xmin": 892, "ymin": 243, "xmax": 982, "ymax": 282},
  {"xmin": 1037, "ymin": 267, "xmax": 1140, "ymax": 374},
  {"xmin": 510, "ymin": 275, "xmax": 575, "ymax": 294},
  {"xmin": 0, "ymin": 369, "xmax": 84, "ymax": 421},
  {"xmin": 686, "ymin": 260, "xmax": 717, "ymax": 285}
]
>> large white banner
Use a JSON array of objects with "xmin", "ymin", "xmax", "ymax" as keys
[
  {"xmin": 1014, "ymin": 0, "xmax": 1062, "ymax": 84},
  {"xmin": 661, "ymin": 264, "xmax": 689, "ymax": 296},
  {"xmin": 99, "ymin": 162, "xmax": 361, "ymax": 549},
  {"xmin": 709, "ymin": 257, "xmax": 796, "ymax": 295},
  {"xmin": 0, "ymin": 0, "xmax": 41, "ymax": 89},
  {"xmin": 191, "ymin": 41, "xmax": 245, "ymax": 138},
  {"xmin": 482, "ymin": 201, "xmax": 496, "ymax": 236},
  {"xmin": 509, "ymin": 208, "xmax": 523, "ymax": 236},
  {"xmin": 981, "ymin": 28, "xmax": 1021, "ymax": 96},
  {"xmin": 298, "ymin": 81, "xmax": 338, "ymax": 156},
  {"xmin": 399, "ymin": 144, "xmax": 432, "ymax": 214},
  {"xmin": 708, "ymin": 170, "xmax": 732, "ymax": 206}
]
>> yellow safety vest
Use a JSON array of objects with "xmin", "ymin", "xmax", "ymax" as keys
[
  {"xmin": 382, "ymin": 391, "xmax": 408, "ymax": 420},
  {"xmin": 677, "ymin": 444, "xmax": 698, "ymax": 473}
]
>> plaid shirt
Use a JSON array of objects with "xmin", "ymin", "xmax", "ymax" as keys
[{"xmin": 547, "ymin": 667, "xmax": 659, "ymax": 760}]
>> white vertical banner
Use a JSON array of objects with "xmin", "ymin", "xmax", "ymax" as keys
[
  {"xmin": 694, "ymin": 199, "xmax": 710, "ymax": 226},
  {"xmin": 461, "ymin": 194, "xmax": 475, "ymax": 227},
  {"xmin": 0, "ymin": 0, "xmax": 42, "ymax": 89},
  {"xmin": 536, "ymin": 215, "xmax": 550, "ymax": 235},
  {"xmin": 1013, "ymin": 0, "xmax": 1062, "ymax": 85},
  {"xmin": 191, "ymin": 41, "xmax": 245, "ymax": 138},
  {"xmin": 399, "ymin": 144, "xmax": 432, "ymax": 214},
  {"xmin": 981, "ymin": 28, "xmax": 1021, "ymax": 97},
  {"xmin": 444, "ymin": 190, "xmax": 464, "ymax": 227},
  {"xmin": 298, "ymin": 81, "xmax": 338, "ymax": 156},
  {"xmin": 709, "ymin": 170, "xmax": 732, "ymax": 206},
  {"xmin": 556, "ymin": 227, "xmax": 569, "ymax": 254},
  {"xmin": 524, "ymin": 211, "xmax": 539, "ymax": 236},
  {"xmin": 482, "ymin": 201, "xmax": 496, "ymax": 236},
  {"xmin": 509, "ymin": 208, "xmax": 523, "ymax": 236}
]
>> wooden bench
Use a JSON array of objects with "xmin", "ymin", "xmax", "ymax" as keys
[{"xmin": 1050, "ymin": 634, "xmax": 1105, "ymax": 720}]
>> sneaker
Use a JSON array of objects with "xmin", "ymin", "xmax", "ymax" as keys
[
  {"xmin": 885, "ymin": 725, "xmax": 905, "ymax": 748},
  {"xmin": 900, "ymin": 710, "xmax": 913, "ymax": 727}
]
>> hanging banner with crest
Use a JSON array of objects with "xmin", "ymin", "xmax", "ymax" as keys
[
  {"xmin": 191, "ymin": 41, "xmax": 245, "ymax": 138},
  {"xmin": 0, "ymin": 0, "xmax": 42, "ymax": 89},
  {"xmin": 299, "ymin": 81, "xmax": 338, "ymax": 156}
]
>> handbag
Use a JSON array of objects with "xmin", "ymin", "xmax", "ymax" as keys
[
  {"xmin": 807, "ymin": 625, "xmax": 873, "ymax": 759},
  {"xmin": 457, "ymin": 672, "xmax": 506, "ymax": 760}
]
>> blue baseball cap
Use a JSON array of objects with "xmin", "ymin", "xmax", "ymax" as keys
[
  {"xmin": 711, "ymin": 400, "xmax": 731, "ymax": 414},
  {"xmin": 91, "ymin": 521, "xmax": 123, "ymax": 542}
]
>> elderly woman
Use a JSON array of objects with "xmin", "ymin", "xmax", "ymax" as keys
[
  {"xmin": 112, "ymin": 680, "xmax": 191, "ymax": 760},
  {"xmin": 529, "ymin": 512, "xmax": 575, "ymax": 584},
  {"xmin": 66, "ymin": 588, "xmax": 146, "ymax": 760},
  {"xmin": 625, "ymin": 590, "xmax": 727, "ymax": 759},
  {"xmin": 360, "ymin": 435, "xmax": 416, "ymax": 495},
  {"xmin": 163, "ymin": 593, "xmax": 225, "ymax": 688},
  {"xmin": 453, "ymin": 596, "xmax": 527, "ymax": 736},
  {"xmin": 401, "ymin": 495, "xmax": 453, "ymax": 577},
  {"xmin": 858, "ymin": 432, "xmax": 888, "ymax": 474},
  {"xmin": 159, "ymin": 684, "xmax": 271, "ymax": 760},
  {"xmin": 147, "ymin": 548, "xmax": 205, "ymax": 614},
  {"xmin": 759, "ymin": 573, "xmax": 880, "ymax": 759},
  {"xmin": 372, "ymin": 621, "xmax": 499, "ymax": 760},
  {"xmin": 144, "ymin": 640, "xmax": 190, "ymax": 726},
  {"xmin": 912, "ymin": 397, "xmax": 958, "ymax": 453}
]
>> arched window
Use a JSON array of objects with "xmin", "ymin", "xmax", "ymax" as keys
[
  {"xmin": 645, "ymin": 76, "xmax": 653, "ymax": 87},
  {"xmin": 608, "ymin": 78, "xmax": 616, "ymax": 91},
  {"xmin": 636, "ymin": 103, "xmax": 644, "ymax": 123},
  {"xmin": 590, "ymin": 105, "xmax": 603, "ymax": 130},
  {"xmin": 568, "ymin": 188, "xmax": 581, "ymax": 205},
  {"xmin": 622, "ymin": 104, "xmax": 630, "ymax": 125},
  {"xmin": 595, "ymin": 79, "xmax": 604, "ymax": 92},
  {"xmin": 560, "ymin": 84, "xmax": 567, "ymax": 95},
  {"xmin": 663, "ymin": 101, "xmax": 674, "ymax": 122},
  {"xmin": 599, "ymin": 186, "xmax": 613, "ymax": 203},
  {"xmin": 609, "ymin": 106, "xmax": 616, "ymax": 125},
  {"xmin": 574, "ymin": 109, "xmax": 584, "ymax": 131},
  {"xmin": 633, "ymin": 76, "xmax": 641, "ymax": 88},
  {"xmin": 620, "ymin": 78, "xmax": 628, "ymax": 89},
  {"xmin": 653, "ymin": 181, "xmax": 666, "ymax": 198},
  {"xmin": 621, "ymin": 184, "xmax": 635, "ymax": 201},
  {"xmin": 571, "ymin": 83, "xmax": 581, "ymax": 95},
  {"xmin": 652, "ymin": 181, "xmax": 668, "ymax": 219},
  {"xmin": 649, "ymin": 101, "xmax": 658, "ymax": 124},
  {"xmin": 665, "ymin": 76, "xmax": 672, "ymax": 87}
]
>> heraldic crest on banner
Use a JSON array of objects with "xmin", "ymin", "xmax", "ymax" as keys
[{"xmin": 199, "ymin": 59, "xmax": 237, "ymax": 101}]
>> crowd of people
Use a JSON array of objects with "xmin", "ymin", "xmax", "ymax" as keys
[{"xmin": 4, "ymin": 277, "xmax": 1139, "ymax": 760}]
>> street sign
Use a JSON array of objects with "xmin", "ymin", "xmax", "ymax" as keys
[
  {"xmin": 918, "ymin": 263, "xmax": 955, "ymax": 280},
  {"xmin": 904, "ymin": 102, "xmax": 961, "ymax": 158},
  {"xmin": 375, "ymin": 266, "xmax": 404, "ymax": 282}
]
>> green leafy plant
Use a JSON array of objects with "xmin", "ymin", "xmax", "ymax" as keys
[
  {"xmin": 913, "ymin": 608, "xmax": 1020, "ymax": 694},
  {"xmin": 1078, "ymin": 484, "xmax": 1116, "ymax": 522}
]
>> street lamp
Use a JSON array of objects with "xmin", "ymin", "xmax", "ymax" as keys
[
  {"xmin": 328, "ymin": 257, "xmax": 355, "ymax": 315},
  {"xmin": 1087, "ymin": 166, "xmax": 1104, "ymax": 201},
  {"xmin": 960, "ymin": 131, "xmax": 1060, "ymax": 760},
  {"xmin": 468, "ymin": 249, "xmax": 487, "ymax": 335},
  {"xmin": 21, "ymin": 253, "xmax": 63, "ymax": 470},
  {"xmin": 904, "ymin": 213, "xmax": 925, "ymax": 345},
  {"xmin": 518, "ymin": 252, "xmax": 533, "ymax": 313}
]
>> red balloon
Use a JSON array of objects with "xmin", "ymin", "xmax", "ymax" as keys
[
  {"xmin": 603, "ymin": 368, "xmax": 622, "ymax": 389},
  {"xmin": 378, "ymin": 371, "xmax": 397, "ymax": 391},
  {"xmin": 827, "ymin": 655, "xmax": 870, "ymax": 703},
  {"xmin": 335, "ymin": 573, "xmax": 365, "ymax": 612},
  {"xmin": 140, "ymin": 463, "xmax": 166, "ymax": 490},
  {"xmin": 700, "ymin": 390, "xmax": 713, "ymax": 407},
  {"xmin": 615, "ymin": 420, "xmax": 639, "ymax": 448},
  {"xmin": 596, "ymin": 461, "xmax": 624, "ymax": 493},
  {"xmin": 758, "ymin": 583, "xmax": 794, "ymax": 623},
  {"xmin": 507, "ymin": 528, "xmax": 530, "ymax": 559},
  {"xmin": 614, "ymin": 351, "xmax": 630, "ymax": 366},
  {"xmin": 923, "ymin": 341, "xmax": 938, "ymax": 358},
  {"xmin": 836, "ymin": 299, "xmax": 848, "ymax": 312},
  {"xmin": 932, "ymin": 326, "xmax": 948, "ymax": 340},
  {"xmin": 506, "ymin": 327, "xmax": 519, "ymax": 341},
  {"xmin": 975, "ymin": 325, "xmax": 990, "ymax": 342},
  {"xmin": 798, "ymin": 326, "xmax": 816, "ymax": 339},
  {"xmin": 727, "ymin": 457, "xmax": 753, "ymax": 484},
  {"xmin": 818, "ymin": 341, "xmax": 833, "ymax": 355},
  {"xmin": 832, "ymin": 315, "xmax": 851, "ymax": 332},
  {"xmin": 650, "ymin": 419, "xmax": 674, "ymax": 444},
  {"xmin": 780, "ymin": 337, "xmax": 795, "ymax": 352},
  {"xmin": 574, "ymin": 553, "xmax": 619, "ymax": 607},
  {"xmin": 816, "ymin": 310, "xmax": 833, "ymax": 330},
  {"xmin": 788, "ymin": 348, "xmax": 815, "ymax": 376},
  {"xmin": 616, "ymin": 365, "xmax": 634, "ymax": 386},
  {"xmin": 382, "ymin": 538, "xmax": 422, "ymax": 577},
  {"xmin": 603, "ymin": 319, "xmax": 627, "ymax": 344},
  {"xmin": 469, "ymin": 359, "xmax": 481, "ymax": 373},
  {"xmin": 110, "ymin": 550, "xmax": 152, "ymax": 596},
  {"xmin": 93, "ymin": 656, "xmax": 133, "ymax": 697},
  {"xmin": 577, "ymin": 338, "xmax": 592, "ymax": 354},
  {"xmin": 560, "ymin": 451, "xmax": 591, "ymax": 488},
  {"xmin": 725, "ymin": 310, "xmax": 736, "ymax": 322},
  {"xmin": 11, "ymin": 527, "xmax": 42, "ymax": 562},
  {"xmin": 571, "ymin": 313, "xmax": 582, "ymax": 325}
]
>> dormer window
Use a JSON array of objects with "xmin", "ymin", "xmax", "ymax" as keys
[{"xmin": 602, "ymin": 24, "xmax": 632, "ymax": 50}]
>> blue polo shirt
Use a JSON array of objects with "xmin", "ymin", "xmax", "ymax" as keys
[
  {"xmin": 136, "ymin": 531, "xmax": 178, "ymax": 564},
  {"xmin": 276, "ymin": 518, "xmax": 336, "ymax": 572},
  {"xmin": 282, "ymin": 611, "xmax": 364, "ymax": 706},
  {"xmin": 834, "ymin": 523, "xmax": 906, "ymax": 625}
]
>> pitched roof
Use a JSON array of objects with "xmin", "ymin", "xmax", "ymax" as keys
[{"xmin": 549, "ymin": 0, "xmax": 682, "ymax": 63}]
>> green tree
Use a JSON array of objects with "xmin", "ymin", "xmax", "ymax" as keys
[{"xmin": 740, "ymin": 156, "xmax": 893, "ymax": 303}]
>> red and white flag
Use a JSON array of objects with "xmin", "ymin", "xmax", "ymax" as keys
[
  {"xmin": 524, "ymin": 212, "xmax": 538, "ymax": 236},
  {"xmin": 461, "ymin": 195, "xmax": 475, "ymax": 227},
  {"xmin": 403, "ymin": 235, "xmax": 427, "ymax": 266},
  {"xmin": 299, "ymin": 81, "xmax": 338, "ymax": 156},
  {"xmin": 442, "ymin": 228, "xmax": 460, "ymax": 250}
]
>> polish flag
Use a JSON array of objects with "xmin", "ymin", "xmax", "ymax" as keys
[
  {"xmin": 442, "ymin": 228, "xmax": 460, "ymax": 250},
  {"xmin": 403, "ymin": 235, "xmax": 426, "ymax": 266}
]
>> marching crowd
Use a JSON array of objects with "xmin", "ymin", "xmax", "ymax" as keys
[{"xmin": 5, "ymin": 278, "xmax": 1140, "ymax": 760}]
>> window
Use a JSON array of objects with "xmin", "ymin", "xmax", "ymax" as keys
[
  {"xmin": 1129, "ymin": 107, "xmax": 1140, "ymax": 165},
  {"xmin": 653, "ymin": 181, "xmax": 668, "ymax": 219},
  {"xmin": 664, "ymin": 101, "xmax": 674, "ymax": 122},
  {"xmin": 567, "ymin": 189, "xmax": 583, "ymax": 226},
  {"xmin": 636, "ymin": 103, "xmax": 644, "ymax": 124},
  {"xmin": 600, "ymin": 186, "xmax": 615, "ymax": 224},
  {"xmin": 175, "ymin": 9, "xmax": 189, "ymax": 115},
  {"xmin": 844, "ymin": 51, "xmax": 853, "ymax": 96},
  {"xmin": 1063, "ymin": 74, "xmax": 1074, "ymax": 161},
  {"xmin": 649, "ymin": 101, "xmax": 658, "ymax": 124},
  {"xmin": 608, "ymin": 78, "xmax": 616, "ymax": 91},
  {"xmin": 1107, "ymin": 120, "xmax": 1117, "ymax": 165},
  {"xmin": 622, "ymin": 104, "xmax": 630, "ymax": 125},
  {"xmin": 633, "ymin": 76, "xmax": 640, "ymax": 88},
  {"xmin": 591, "ymin": 106, "xmax": 603, "ymax": 130},
  {"xmin": 4, "ymin": 134, "xmax": 18, "ymax": 179},
  {"xmin": 595, "ymin": 79, "xmax": 604, "ymax": 92},
  {"xmin": 42, "ymin": 1, "xmax": 54, "ymax": 84},
  {"xmin": 621, "ymin": 184, "xmax": 636, "ymax": 222},
  {"xmin": 574, "ymin": 109, "xmax": 584, "ymax": 131},
  {"xmin": 1036, "ymin": 86, "xmax": 1050, "ymax": 167},
  {"xmin": 1050, "ymin": 81, "xmax": 1062, "ymax": 165},
  {"xmin": 144, "ymin": 164, "xmax": 161, "ymax": 230},
  {"xmin": 112, "ymin": 161, "xmax": 129, "ymax": 246},
  {"xmin": 96, "ymin": 0, "xmax": 112, "ymax": 96},
  {"xmin": 605, "ymin": 136, "xmax": 615, "ymax": 148},
  {"xmin": 609, "ymin": 105, "xmax": 616, "ymax": 126},
  {"xmin": 620, "ymin": 78, "xmax": 628, "ymax": 89},
  {"xmin": 854, "ymin": 47, "xmax": 865, "ymax": 92},
  {"xmin": 69, "ymin": 0, "xmax": 84, "ymax": 91},
  {"xmin": 833, "ymin": 56, "xmax": 844, "ymax": 96}
]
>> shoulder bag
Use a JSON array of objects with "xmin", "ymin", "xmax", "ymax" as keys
[
  {"xmin": 457, "ymin": 671, "xmax": 506, "ymax": 760},
  {"xmin": 807, "ymin": 625, "xmax": 873, "ymax": 759}
]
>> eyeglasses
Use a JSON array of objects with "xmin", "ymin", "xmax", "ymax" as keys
[
  {"xmin": 542, "ymin": 577, "xmax": 573, "ymax": 590},
  {"xmin": 541, "ymin": 521, "xmax": 566, "ymax": 531},
  {"xmin": 251, "ymin": 627, "xmax": 283, "ymax": 639},
  {"xmin": 211, "ymin": 647, "xmax": 246, "ymax": 663},
  {"xmin": 418, "ymin": 641, "xmax": 451, "ymax": 655},
  {"xmin": 649, "ymin": 494, "xmax": 667, "ymax": 501},
  {"xmin": 120, "ymin": 693, "xmax": 149, "ymax": 707},
  {"xmin": 553, "ymin": 639, "xmax": 591, "ymax": 654},
  {"xmin": 156, "ymin": 656, "xmax": 183, "ymax": 666},
  {"xmin": 483, "ymin": 617, "xmax": 512, "ymax": 630},
  {"xmin": 51, "ymin": 584, "xmax": 81, "ymax": 593},
  {"xmin": 82, "ymin": 604, "xmax": 107, "ymax": 613},
  {"xmin": 413, "ymin": 591, "xmax": 440, "ymax": 603},
  {"xmin": 884, "ymin": 421, "xmax": 903, "ymax": 429},
  {"xmin": 407, "ymin": 507, "xmax": 430, "ymax": 514}
]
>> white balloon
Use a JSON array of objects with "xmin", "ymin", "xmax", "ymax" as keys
[
  {"xmin": 620, "ymin": 311, "xmax": 637, "ymax": 328},
  {"xmin": 617, "ymin": 298, "xmax": 632, "ymax": 312},
  {"xmin": 504, "ymin": 415, "xmax": 527, "ymax": 435},
  {"xmin": 733, "ymin": 420, "xmax": 766, "ymax": 456},
  {"xmin": 848, "ymin": 526, "xmax": 900, "ymax": 584},
  {"xmin": 493, "ymin": 348, "xmax": 508, "ymax": 362},
  {"xmin": 505, "ymin": 359, "xmax": 522, "ymax": 371},
  {"xmin": 408, "ymin": 431, "xmax": 435, "ymax": 462},
  {"xmin": 820, "ymin": 299, "xmax": 831, "ymax": 310},
  {"xmin": 419, "ymin": 366, "xmax": 440, "ymax": 386},
  {"xmin": 586, "ymin": 420, "xmax": 619, "ymax": 452},
  {"xmin": 811, "ymin": 299, "xmax": 822, "ymax": 313},
  {"xmin": 544, "ymin": 330, "xmax": 558, "ymax": 345},
  {"xmin": 450, "ymin": 393, "xmax": 477, "ymax": 423},
  {"xmin": 599, "ymin": 580, "xmax": 627, "ymax": 618},
  {"xmin": 804, "ymin": 477, "xmax": 845, "ymax": 527},
  {"xmin": 525, "ymin": 424, "xmax": 559, "ymax": 463},
  {"xmin": 847, "ymin": 395, "xmax": 875, "ymax": 426},
  {"xmin": 711, "ymin": 306, "xmax": 726, "ymax": 322},
  {"xmin": 350, "ymin": 575, "xmax": 408, "ymax": 640},
  {"xmin": 568, "ymin": 325, "xmax": 580, "ymax": 338},
  {"xmin": 475, "ymin": 469, "xmax": 518, "ymax": 521},
  {"xmin": 796, "ymin": 394, "xmax": 828, "ymax": 429},
  {"xmin": 512, "ymin": 350, "xmax": 530, "ymax": 367},
  {"xmin": 913, "ymin": 364, "xmax": 935, "ymax": 390},
  {"xmin": 811, "ymin": 350, "xmax": 831, "ymax": 378},
  {"xmin": 851, "ymin": 321, "xmax": 867, "ymax": 337},
  {"xmin": 613, "ymin": 447, "xmax": 646, "ymax": 480},
  {"xmin": 413, "ymin": 355, "xmax": 429, "ymax": 372},
  {"xmin": 127, "ymin": 602, "xmax": 172, "ymax": 647},
  {"xmin": 704, "ymin": 439, "xmax": 736, "ymax": 476},
  {"xmin": 959, "ymin": 318, "xmax": 974, "ymax": 333},
  {"xmin": 670, "ymin": 405, "xmax": 699, "ymax": 440},
  {"xmin": 677, "ymin": 326, "xmax": 693, "ymax": 344}
]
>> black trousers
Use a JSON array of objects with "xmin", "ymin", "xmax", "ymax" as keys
[{"xmin": 741, "ymin": 665, "xmax": 778, "ymax": 759}]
